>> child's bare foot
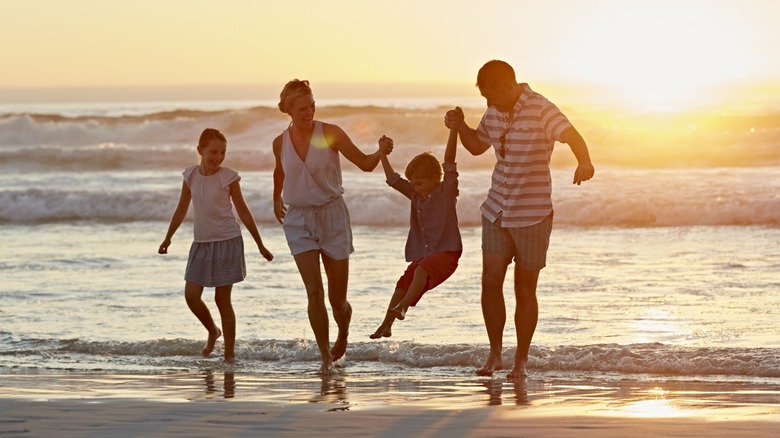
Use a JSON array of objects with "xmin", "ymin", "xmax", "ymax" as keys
[
  {"xmin": 202, "ymin": 328, "xmax": 222, "ymax": 357},
  {"xmin": 507, "ymin": 360, "xmax": 528, "ymax": 380},
  {"xmin": 223, "ymin": 354, "xmax": 235, "ymax": 364},
  {"xmin": 475, "ymin": 353, "xmax": 504, "ymax": 376},
  {"xmin": 369, "ymin": 324, "xmax": 392, "ymax": 339},
  {"xmin": 389, "ymin": 306, "xmax": 406, "ymax": 320}
]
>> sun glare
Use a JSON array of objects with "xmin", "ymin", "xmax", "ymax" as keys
[{"xmin": 568, "ymin": 3, "xmax": 755, "ymax": 109}]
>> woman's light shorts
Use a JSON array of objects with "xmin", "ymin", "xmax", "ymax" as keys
[{"xmin": 282, "ymin": 197, "xmax": 354, "ymax": 260}]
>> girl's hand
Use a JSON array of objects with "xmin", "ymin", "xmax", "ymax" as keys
[
  {"xmin": 259, "ymin": 245, "xmax": 274, "ymax": 261},
  {"xmin": 158, "ymin": 239, "xmax": 171, "ymax": 254}
]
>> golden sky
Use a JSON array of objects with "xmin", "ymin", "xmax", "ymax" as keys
[{"xmin": 2, "ymin": 0, "xmax": 779, "ymax": 105}]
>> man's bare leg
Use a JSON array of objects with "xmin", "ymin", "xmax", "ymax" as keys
[
  {"xmin": 184, "ymin": 281, "xmax": 222, "ymax": 357},
  {"xmin": 476, "ymin": 253, "xmax": 511, "ymax": 376},
  {"xmin": 507, "ymin": 267, "xmax": 540, "ymax": 380},
  {"xmin": 323, "ymin": 254, "xmax": 350, "ymax": 362},
  {"xmin": 294, "ymin": 250, "xmax": 334, "ymax": 376}
]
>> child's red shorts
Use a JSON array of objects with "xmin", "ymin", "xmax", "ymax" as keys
[{"xmin": 395, "ymin": 250, "xmax": 462, "ymax": 306}]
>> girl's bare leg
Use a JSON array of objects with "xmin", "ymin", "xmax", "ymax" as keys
[
  {"xmin": 184, "ymin": 281, "xmax": 221, "ymax": 357},
  {"xmin": 214, "ymin": 284, "xmax": 235, "ymax": 363}
]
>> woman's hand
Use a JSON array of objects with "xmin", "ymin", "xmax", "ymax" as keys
[{"xmin": 274, "ymin": 198, "xmax": 287, "ymax": 224}]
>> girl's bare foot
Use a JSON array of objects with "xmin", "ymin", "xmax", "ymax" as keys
[
  {"xmin": 475, "ymin": 353, "xmax": 504, "ymax": 376},
  {"xmin": 202, "ymin": 328, "xmax": 222, "ymax": 357},
  {"xmin": 223, "ymin": 354, "xmax": 235, "ymax": 364}
]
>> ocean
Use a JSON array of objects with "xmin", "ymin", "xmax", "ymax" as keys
[{"xmin": 1, "ymin": 96, "xmax": 779, "ymax": 390}]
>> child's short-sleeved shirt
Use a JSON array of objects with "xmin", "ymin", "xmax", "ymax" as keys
[
  {"xmin": 387, "ymin": 163, "xmax": 462, "ymax": 262},
  {"xmin": 184, "ymin": 165, "xmax": 242, "ymax": 242}
]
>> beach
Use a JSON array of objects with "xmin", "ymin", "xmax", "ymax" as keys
[
  {"xmin": 2, "ymin": 370, "xmax": 778, "ymax": 437},
  {"xmin": 1, "ymin": 98, "xmax": 779, "ymax": 437}
]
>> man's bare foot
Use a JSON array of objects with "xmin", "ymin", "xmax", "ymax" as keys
[
  {"xmin": 507, "ymin": 360, "xmax": 528, "ymax": 380},
  {"xmin": 202, "ymin": 328, "xmax": 222, "ymax": 357},
  {"xmin": 369, "ymin": 325, "xmax": 392, "ymax": 339},
  {"xmin": 389, "ymin": 306, "xmax": 406, "ymax": 320},
  {"xmin": 475, "ymin": 353, "xmax": 504, "ymax": 376},
  {"xmin": 331, "ymin": 334, "xmax": 348, "ymax": 361}
]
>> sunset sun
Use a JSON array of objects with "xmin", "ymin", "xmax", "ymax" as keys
[{"xmin": 566, "ymin": 2, "xmax": 756, "ymax": 108}]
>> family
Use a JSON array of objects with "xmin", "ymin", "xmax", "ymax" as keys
[{"xmin": 158, "ymin": 60, "xmax": 596, "ymax": 378}]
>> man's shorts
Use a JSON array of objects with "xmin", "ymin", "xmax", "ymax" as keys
[
  {"xmin": 481, "ymin": 213, "xmax": 553, "ymax": 271},
  {"xmin": 395, "ymin": 250, "xmax": 461, "ymax": 306},
  {"xmin": 282, "ymin": 197, "xmax": 354, "ymax": 260}
]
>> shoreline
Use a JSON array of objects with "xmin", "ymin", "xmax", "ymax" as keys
[{"xmin": 2, "ymin": 371, "xmax": 777, "ymax": 437}]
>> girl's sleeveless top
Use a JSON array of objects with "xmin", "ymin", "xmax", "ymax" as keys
[{"xmin": 281, "ymin": 121, "xmax": 344, "ymax": 207}]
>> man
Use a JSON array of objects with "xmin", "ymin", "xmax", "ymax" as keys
[{"xmin": 445, "ymin": 60, "xmax": 594, "ymax": 379}]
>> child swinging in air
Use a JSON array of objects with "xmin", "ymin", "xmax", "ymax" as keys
[
  {"xmin": 159, "ymin": 128, "xmax": 273, "ymax": 363},
  {"xmin": 370, "ymin": 128, "xmax": 462, "ymax": 339}
]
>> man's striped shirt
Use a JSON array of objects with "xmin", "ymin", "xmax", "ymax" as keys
[{"xmin": 476, "ymin": 84, "xmax": 572, "ymax": 228}]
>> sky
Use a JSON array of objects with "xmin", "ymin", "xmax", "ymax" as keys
[{"xmin": 2, "ymin": 0, "xmax": 780, "ymax": 106}]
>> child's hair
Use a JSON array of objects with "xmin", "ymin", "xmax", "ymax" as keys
[
  {"xmin": 198, "ymin": 128, "xmax": 227, "ymax": 150},
  {"xmin": 405, "ymin": 152, "xmax": 442, "ymax": 181},
  {"xmin": 278, "ymin": 79, "xmax": 312, "ymax": 114}
]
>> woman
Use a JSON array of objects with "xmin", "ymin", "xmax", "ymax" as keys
[{"xmin": 272, "ymin": 79, "xmax": 393, "ymax": 376}]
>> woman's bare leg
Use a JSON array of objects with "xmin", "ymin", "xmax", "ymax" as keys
[{"xmin": 293, "ymin": 250, "xmax": 334, "ymax": 376}]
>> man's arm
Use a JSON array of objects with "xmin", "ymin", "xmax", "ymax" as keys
[
  {"xmin": 445, "ymin": 107, "xmax": 491, "ymax": 156},
  {"xmin": 560, "ymin": 127, "xmax": 595, "ymax": 185}
]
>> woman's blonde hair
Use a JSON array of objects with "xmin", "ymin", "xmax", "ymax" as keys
[
  {"xmin": 405, "ymin": 152, "xmax": 442, "ymax": 181},
  {"xmin": 278, "ymin": 79, "xmax": 312, "ymax": 114}
]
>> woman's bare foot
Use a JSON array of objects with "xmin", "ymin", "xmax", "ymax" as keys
[
  {"xmin": 475, "ymin": 353, "xmax": 504, "ymax": 376},
  {"xmin": 202, "ymin": 328, "xmax": 222, "ymax": 357},
  {"xmin": 507, "ymin": 360, "xmax": 528, "ymax": 380},
  {"xmin": 369, "ymin": 324, "xmax": 392, "ymax": 339}
]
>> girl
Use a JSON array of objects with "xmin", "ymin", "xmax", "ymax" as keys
[{"xmin": 159, "ymin": 128, "xmax": 273, "ymax": 363}]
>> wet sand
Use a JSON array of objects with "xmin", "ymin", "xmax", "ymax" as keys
[{"xmin": 1, "ymin": 371, "xmax": 777, "ymax": 437}]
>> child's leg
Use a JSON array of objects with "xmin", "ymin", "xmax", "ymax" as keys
[
  {"xmin": 370, "ymin": 287, "xmax": 406, "ymax": 339},
  {"xmin": 214, "ymin": 284, "xmax": 235, "ymax": 363},
  {"xmin": 184, "ymin": 281, "xmax": 221, "ymax": 357},
  {"xmin": 391, "ymin": 265, "xmax": 430, "ymax": 319}
]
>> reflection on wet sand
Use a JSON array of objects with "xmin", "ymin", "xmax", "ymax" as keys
[
  {"xmin": 202, "ymin": 370, "xmax": 235, "ymax": 399},
  {"xmin": 482, "ymin": 378, "xmax": 530, "ymax": 406}
]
